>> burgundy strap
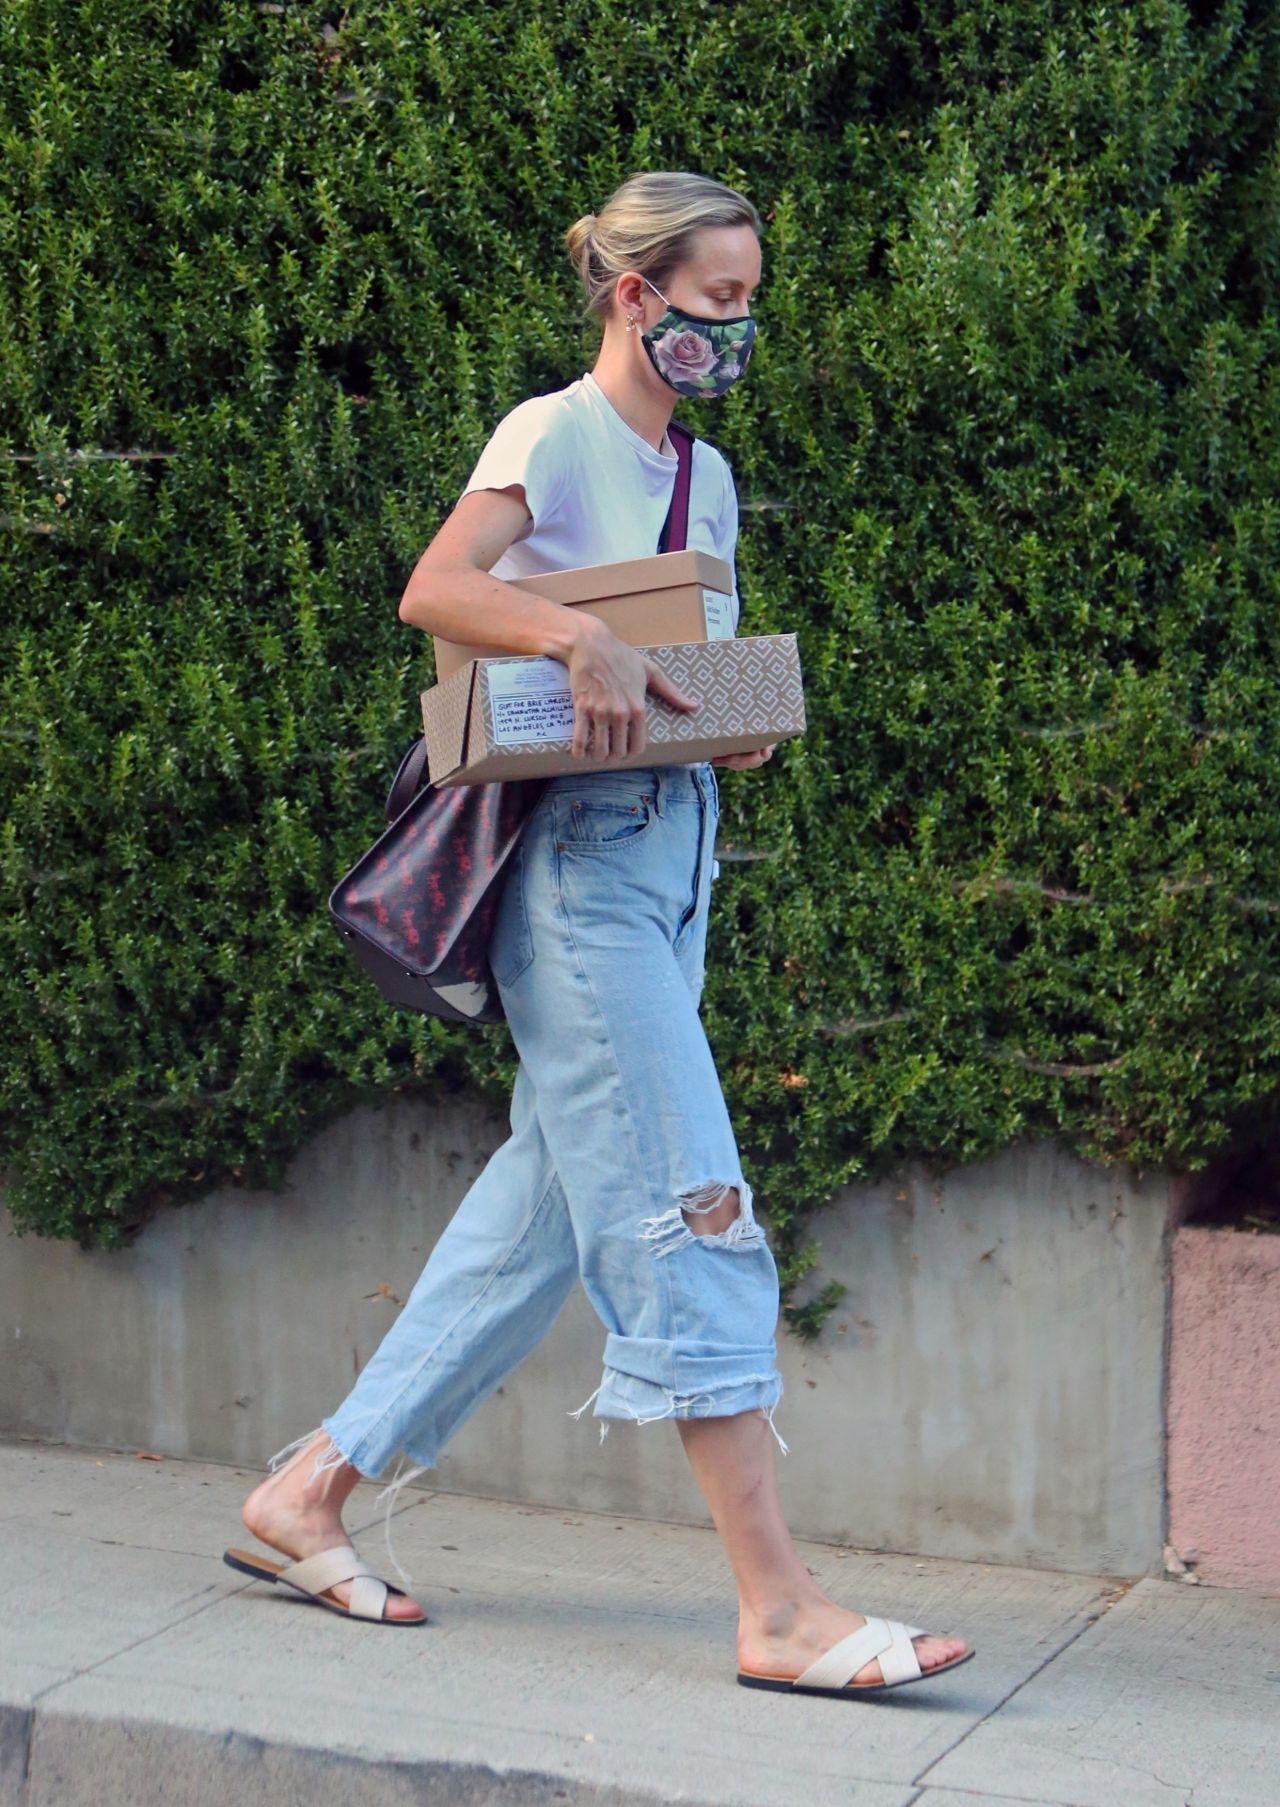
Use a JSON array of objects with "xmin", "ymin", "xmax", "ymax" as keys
[{"xmin": 658, "ymin": 421, "xmax": 695, "ymax": 554}]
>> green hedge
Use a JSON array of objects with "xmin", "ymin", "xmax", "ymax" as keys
[{"xmin": 3, "ymin": 1, "xmax": 1279, "ymax": 1336}]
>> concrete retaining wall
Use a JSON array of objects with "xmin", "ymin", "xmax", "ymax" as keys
[{"xmin": 2, "ymin": 1093, "xmax": 1185, "ymax": 1576}]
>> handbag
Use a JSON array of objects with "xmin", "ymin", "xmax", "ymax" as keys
[{"xmin": 329, "ymin": 414, "xmax": 697, "ymax": 1025}]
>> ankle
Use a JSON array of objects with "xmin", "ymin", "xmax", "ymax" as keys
[
  {"xmin": 261, "ymin": 1433, "xmax": 358, "ymax": 1511},
  {"xmin": 738, "ymin": 1578, "xmax": 831, "ymax": 1640}
]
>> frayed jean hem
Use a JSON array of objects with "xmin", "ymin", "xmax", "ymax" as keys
[
  {"xmin": 568, "ymin": 1367, "xmax": 788, "ymax": 1455},
  {"xmin": 264, "ymin": 1419, "xmax": 435, "ymax": 1601}
]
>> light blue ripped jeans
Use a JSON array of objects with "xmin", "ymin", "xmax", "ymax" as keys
[{"xmin": 267, "ymin": 760, "xmax": 786, "ymax": 1592}]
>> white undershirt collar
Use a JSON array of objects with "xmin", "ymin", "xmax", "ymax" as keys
[{"xmin": 580, "ymin": 369, "xmax": 677, "ymax": 466}]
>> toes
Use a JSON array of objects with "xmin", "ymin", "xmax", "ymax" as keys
[
  {"xmin": 378, "ymin": 1588, "xmax": 422, "ymax": 1620},
  {"xmin": 856, "ymin": 1638, "xmax": 932, "ymax": 1684},
  {"xmin": 322, "ymin": 1576, "xmax": 424, "ymax": 1620},
  {"xmin": 384, "ymin": 1584, "xmax": 425, "ymax": 1620},
  {"xmin": 842, "ymin": 1630, "xmax": 971, "ymax": 1686}
]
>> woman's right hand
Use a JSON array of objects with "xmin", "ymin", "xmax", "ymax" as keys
[{"xmin": 564, "ymin": 615, "xmax": 700, "ymax": 760}]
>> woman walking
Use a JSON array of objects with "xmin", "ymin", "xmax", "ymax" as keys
[{"xmin": 228, "ymin": 171, "xmax": 973, "ymax": 1698}]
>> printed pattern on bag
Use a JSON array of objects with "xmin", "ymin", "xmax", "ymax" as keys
[{"xmin": 337, "ymin": 782, "xmax": 538, "ymax": 989}]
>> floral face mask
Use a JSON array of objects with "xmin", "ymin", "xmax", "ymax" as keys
[{"xmin": 637, "ymin": 276, "xmax": 757, "ymax": 398}]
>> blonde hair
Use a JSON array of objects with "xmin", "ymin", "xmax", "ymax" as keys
[{"xmin": 564, "ymin": 170, "xmax": 761, "ymax": 327}]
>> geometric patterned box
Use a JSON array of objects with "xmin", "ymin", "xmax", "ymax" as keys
[{"xmin": 421, "ymin": 634, "xmax": 805, "ymax": 786}]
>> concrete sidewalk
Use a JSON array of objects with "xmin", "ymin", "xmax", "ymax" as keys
[{"xmin": 2, "ymin": 1437, "xmax": 1276, "ymax": 1806}]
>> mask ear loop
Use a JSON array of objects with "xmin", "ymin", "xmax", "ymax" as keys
[
  {"xmin": 641, "ymin": 274, "xmax": 753, "ymax": 329},
  {"xmin": 627, "ymin": 277, "xmax": 668, "ymax": 334}
]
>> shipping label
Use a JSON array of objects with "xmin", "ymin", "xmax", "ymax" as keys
[
  {"xmin": 486, "ymin": 657, "xmax": 576, "ymax": 746},
  {"xmin": 702, "ymin": 589, "xmax": 735, "ymax": 639}
]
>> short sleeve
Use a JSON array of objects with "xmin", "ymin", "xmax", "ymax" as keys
[
  {"xmin": 716, "ymin": 453, "xmax": 742, "ymax": 632},
  {"xmin": 458, "ymin": 396, "xmax": 574, "ymax": 545}
]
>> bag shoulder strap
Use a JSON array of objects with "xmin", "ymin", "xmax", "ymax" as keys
[
  {"xmin": 387, "ymin": 735, "xmax": 429, "ymax": 821},
  {"xmin": 658, "ymin": 420, "xmax": 696, "ymax": 555}
]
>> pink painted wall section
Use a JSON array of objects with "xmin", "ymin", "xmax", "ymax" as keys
[{"xmin": 1167, "ymin": 1226, "xmax": 1280, "ymax": 1592}]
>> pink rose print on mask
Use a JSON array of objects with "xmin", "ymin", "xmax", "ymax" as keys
[{"xmin": 650, "ymin": 327, "xmax": 719, "ymax": 383}]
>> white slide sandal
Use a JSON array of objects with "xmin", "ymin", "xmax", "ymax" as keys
[
  {"xmin": 738, "ymin": 1614, "xmax": 974, "ymax": 1696},
  {"xmin": 223, "ymin": 1541, "xmax": 428, "ymax": 1625}
]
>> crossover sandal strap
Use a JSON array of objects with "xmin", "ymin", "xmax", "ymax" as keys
[
  {"xmin": 347, "ymin": 1573, "xmax": 390, "ymax": 1620},
  {"xmin": 278, "ymin": 1542, "xmax": 389, "ymax": 1618},
  {"xmin": 794, "ymin": 1616, "xmax": 927, "ymax": 1689}
]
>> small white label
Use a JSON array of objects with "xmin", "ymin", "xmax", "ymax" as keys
[
  {"xmin": 486, "ymin": 658, "xmax": 575, "ymax": 746},
  {"xmin": 702, "ymin": 588, "xmax": 734, "ymax": 639}
]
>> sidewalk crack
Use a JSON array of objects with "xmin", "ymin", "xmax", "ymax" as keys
[
  {"xmin": 25, "ymin": 1581, "xmax": 236, "ymax": 1706},
  {"xmin": 909, "ymin": 1576, "xmax": 1143, "ymax": 1793}
]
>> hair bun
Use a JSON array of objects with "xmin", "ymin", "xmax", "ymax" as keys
[{"xmin": 564, "ymin": 212, "xmax": 596, "ymax": 263}]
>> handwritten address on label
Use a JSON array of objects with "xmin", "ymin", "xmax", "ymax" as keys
[{"xmin": 487, "ymin": 657, "xmax": 576, "ymax": 746}]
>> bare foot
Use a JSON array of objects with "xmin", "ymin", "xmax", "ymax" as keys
[
  {"xmin": 738, "ymin": 1594, "xmax": 969, "ymax": 1687},
  {"xmin": 241, "ymin": 1429, "xmax": 427, "ymax": 1622}
]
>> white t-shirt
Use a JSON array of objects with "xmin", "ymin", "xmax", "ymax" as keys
[{"xmin": 457, "ymin": 368, "xmax": 742, "ymax": 632}]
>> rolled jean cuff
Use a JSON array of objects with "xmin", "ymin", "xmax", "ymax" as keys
[
  {"xmin": 567, "ymin": 1352, "xmax": 788, "ymax": 1453},
  {"xmin": 574, "ymin": 1329, "xmax": 784, "ymax": 1423},
  {"xmin": 600, "ymin": 1330, "xmax": 782, "ymax": 1399},
  {"xmin": 603, "ymin": 1363, "xmax": 782, "ymax": 1418}
]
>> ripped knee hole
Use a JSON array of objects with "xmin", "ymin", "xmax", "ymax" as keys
[
  {"xmin": 682, "ymin": 1181, "xmax": 741, "ymax": 1236},
  {"xmin": 638, "ymin": 1178, "xmax": 766, "ymax": 1257}
]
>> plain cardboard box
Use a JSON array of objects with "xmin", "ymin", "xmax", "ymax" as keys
[
  {"xmin": 432, "ymin": 548, "xmax": 736, "ymax": 683},
  {"xmin": 421, "ymin": 633, "xmax": 805, "ymax": 786}
]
